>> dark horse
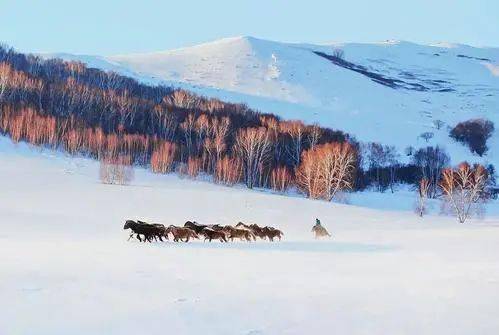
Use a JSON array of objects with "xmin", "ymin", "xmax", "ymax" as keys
[
  {"xmin": 184, "ymin": 221, "xmax": 208, "ymax": 234},
  {"xmin": 124, "ymin": 220, "xmax": 167, "ymax": 242}
]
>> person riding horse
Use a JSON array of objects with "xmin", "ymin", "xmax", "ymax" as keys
[{"xmin": 312, "ymin": 218, "xmax": 331, "ymax": 239}]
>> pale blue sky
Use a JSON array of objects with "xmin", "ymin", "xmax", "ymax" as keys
[{"xmin": 1, "ymin": 0, "xmax": 498, "ymax": 55}]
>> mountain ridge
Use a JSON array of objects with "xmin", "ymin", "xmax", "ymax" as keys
[{"xmin": 39, "ymin": 36, "xmax": 499, "ymax": 166}]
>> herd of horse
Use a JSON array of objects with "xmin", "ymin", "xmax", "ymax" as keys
[{"xmin": 123, "ymin": 220, "xmax": 284, "ymax": 243}]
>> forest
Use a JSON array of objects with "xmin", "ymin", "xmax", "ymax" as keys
[{"xmin": 0, "ymin": 44, "xmax": 494, "ymax": 202}]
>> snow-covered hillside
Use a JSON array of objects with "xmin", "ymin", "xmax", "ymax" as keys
[
  {"xmin": 1, "ymin": 136, "xmax": 499, "ymax": 335},
  {"xmin": 42, "ymin": 36, "xmax": 499, "ymax": 167}
]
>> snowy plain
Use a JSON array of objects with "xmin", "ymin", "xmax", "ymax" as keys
[{"xmin": 1, "ymin": 136, "xmax": 499, "ymax": 335}]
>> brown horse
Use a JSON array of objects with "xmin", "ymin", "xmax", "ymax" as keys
[
  {"xmin": 223, "ymin": 226, "xmax": 256, "ymax": 242},
  {"xmin": 262, "ymin": 226, "xmax": 283, "ymax": 241},
  {"xmin": 312, "ymin": 225, "xmax": 331, "ymax": 239},
  {"xmin": 236, "ymin": 222, "xmax": 267, "ymax": 240},
  {"xmin": 166, "ymin": 225, "xmax": 199, "ymax": 242},
  {"xmin": 200, "ymin": 228, "xmax": 228, "ymax": 242}
]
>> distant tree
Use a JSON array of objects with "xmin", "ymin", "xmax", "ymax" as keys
[
  {"xmin": 151, "ymin": 142, "xmax": 176, "ymax": 173},
  {"xmin": 307, "ymin": 123, "xmax": 322, "ymax": 150},
  {"xmin": 99, "ymin": 155, "xmax": 134, "ymax": 185},
  {"xmin": 332, "ymin": 48, "xmax": 345, "ymax": 60},
  {"xmin": 485, "ymin": 164, "xmax": 498, "ymax": 200},
  {"xmin": 364, "ymin": 143, "xmax": 399, "ymax": 192},
  {"xmin": 405, "ymin": 146, "xmax": 414, "ymax": 156},
  {"xmin": 296, "ymin": 142, "xmax": 356, "ymax": 201},
  {"xmin": 235, "ymin": 127, "xmax": 273, "ymax": 188},
  {"xmin": 440, "ymin": 163, "xmax": 488, "ymax": 223},
  {"xmin": 281, "ymin": 120, "xmax": 305, "ymax": 166},
  {"xmin": 215, "ymin": 156, "xmax": 242, "ymax": 185},
  {"xmin": 433, "ymin": 119, "xmax": 445, "ymax": 130},
  {"xmin": 179, "ymin": 156, "xmax": 201, "ymax": 178},
  {"xmin": 449, "ymin": 119, "xmax": 494, "ymax": 156},
  {"xmin": 180, "ymin": 113, "xmax": 196, "ymax": 158},
  {"xmin": 415, "ymin": 178, "xmax": 430, "ymax": 217},
  {"xmin": 420, "ymin": 132, "xmax": 434, "ymax": 143},
  {"xmin": 412, "ymin": 146, "xmax": 450, "ymax": 198},
  {"xmin": 270, "ymin": 166, "xmax": 293, "ymax": 193}
]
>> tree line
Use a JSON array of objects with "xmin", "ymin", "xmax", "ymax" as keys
[
  {"xmin": 0, "ymin": 44, "xmax": 356, "ymax": 199},
  {"xmin": 0, "ymin": 44, "xmax": 495, "ymax": 209}
]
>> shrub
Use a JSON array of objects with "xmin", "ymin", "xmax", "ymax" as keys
[
  {"xmin": 450, "ymin": 119, "xmax": 494, "ymax": 156},
  {"xmin": 99, "ymin": 155, "xmax": 134, "ymax": 185}
]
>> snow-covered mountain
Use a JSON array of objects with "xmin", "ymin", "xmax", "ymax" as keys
[{"xmin": 42, "ymin": 36, "xmax": 499, "ymax": 166}]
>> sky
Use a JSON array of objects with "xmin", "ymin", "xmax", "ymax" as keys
[{"xmin": 1, "ymin": 0, "xmax": 498, "ymax": 55}]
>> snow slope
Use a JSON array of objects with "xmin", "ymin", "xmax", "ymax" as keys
[
  {"xmin": 42, "ymin": 36, "xmax": 499, "ymax": 167},
  {"xmin": 2, "ymin": 136, "xmax": 499, "ymax": 335}
]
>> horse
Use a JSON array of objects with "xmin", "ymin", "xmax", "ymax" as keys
[
  {"xmin": 262, "ymin": 226, "xmax": 283, "ymax": 241},
  {"xmin": 184, "ymin": 221, "xmax": 208, "ymax": 234},
  {"xmin": 223, "ymin": 226, "xmax": 256, "ymax": 242},
  {"xmin": 166, "ymin": 225, "xmax": 199, "ymax": 242},
  {"xmin": 236, "ymin": 222, "xmax": 266, "ymax": 240},
  {"xmin": 124, "ymin": 220, "xmax": 166, "ymax": 242},
  {"xmin": 312, "ymin": 225, "xmax": 331, "ymax": 239},
  {"xmin": 200, "ymin": 227, "xmax": 228, "ymax": 242}
]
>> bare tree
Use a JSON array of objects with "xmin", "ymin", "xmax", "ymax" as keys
[
  {"xmin": 412, "ymin": 146, "xmax": 450, "ymax": 198},
  {"xmin": 332, "ymin": 48, "xmax": 345, "ymax": 60},
  {"xmin": 235, "ymin": 127, "xmax": 273, "ymax": 188},
  {"xmin": 151, "ymin": 141, "xmax": 176, "ymax": 173},
  {"xmin": 307, "ymin": 123, "xmax": 322, "ymax": 150},
  {"xmin": 180, "ymin": 113, "xmax": 196, "ymax": 158},
  {"xmin": 433, "ymin": 119, "xmax": 444, "ymax": 130},
  {"xmin": 215, "ymin": 156, "xmax": 242, "ymax": 185},
  {"xmin": 420, "ymin": 132, "xmax": 434, "ymax": 143},
  {"xmin": 296, "ymin": 142, "xmax": 356, "ymax": 201},
  {"xmin": 385, "ymin": 146, "xmax": 399, "ymax": 193},
  {"xmin": 365, "ymin": 142, "xmax": 390, "ymax": 192},
  {"xmin": 281, "ymin": 120, "xmax": 305, "ymax": 166},
  {"xmin": 440, "ymin": 163, "xmax": 488, "ymax": 223},
  {"xmin": 270, "ymin": 166, "xmax": 293, "ymax": 192},
  {"xmin": 405, "ymin": 146, "xmax": 414, "ymax": 156},
  {"xmin": 321, "ymin": 142, "xmax": 357, "ymax": 200},
  {"xmin": 0, "ymin": 62, "xmax": 10, "ymax": 100},
  {"xmin": 99, "ymin": 155, "xmax": 134, "ymax": 185},
  {"xmin": 416, "ymin": 178, "xmax": 430, "ymax": 217}
]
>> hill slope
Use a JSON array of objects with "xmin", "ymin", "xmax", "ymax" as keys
[{"xmin": 43, "ymin": 36, "xmax": 499, "ymax": 166}]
